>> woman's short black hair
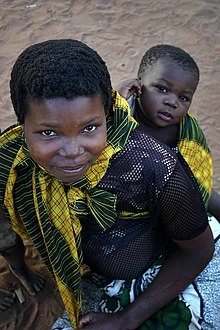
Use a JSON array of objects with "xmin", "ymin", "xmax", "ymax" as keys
[
  {"xmin": 10, "ymin": 39, "xmax": 112, "ymax": 124},
  {"xmin": 138, "ymin": 44, "xmax": 200, "ymax": 83}
]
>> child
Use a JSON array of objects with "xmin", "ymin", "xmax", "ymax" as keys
[
  {"xmin": 117, "ymin": 44, "xmax": 220, "ymax": 329},
  {"xmin": 117, "ymin": 45, "xmax": 220, "ymax": 218},
  {"xmin": 0, "ymin": 39, "xmax": 214, "ymax": 330}
]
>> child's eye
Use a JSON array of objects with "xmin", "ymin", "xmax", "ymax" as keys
[
  {"xmin": 41, "ymin": 130, "xmax": 57, "ymax": 136},
  {"xmin": 83, "ymin": 125, "xmax": 96, "ymax": 133},
  {"xmin": 179, "ymin": 95, "xmax": 189, "ymax": 102},
  {"xmin": 156, "ymin": 85, "xmax": 168, "ymax": 93}
]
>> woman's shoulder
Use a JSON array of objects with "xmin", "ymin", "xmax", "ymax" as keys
[
  {"xmin": 109, "ymin": 129, "xmax": 178, "ymax": 182},
  {"xmin": 129, "ymin": 128, "xmax": 177, "ymax": 159},
  {"xmin": 0, "ymin": 124, "xmax": 23, "ymax": 148}
]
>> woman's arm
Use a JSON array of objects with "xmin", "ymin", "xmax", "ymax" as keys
[
  {"xmin": 79, "ymin": 164, "xmax": 215, "ymax": 330},
  {"xmin": 79, "ymin": 227, "xmax": 214, "ymax": 330},
  {"xmin": 121, "ymin": 225, "xmax": 214, "ymax": 329}
]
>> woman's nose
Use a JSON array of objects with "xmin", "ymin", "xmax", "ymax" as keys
[{"xmin": 59, "ymin": 139, "xmax": 84, "ymax": 158}]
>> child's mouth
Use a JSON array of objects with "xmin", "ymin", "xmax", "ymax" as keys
[{"xmin": 158, "ymin": 111, "xmax": 173, "ymax": 122}]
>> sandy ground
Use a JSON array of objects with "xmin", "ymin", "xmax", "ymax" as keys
[{"xmin": 0, "ymin": 1, "xmax": 219, "ymax": 329}]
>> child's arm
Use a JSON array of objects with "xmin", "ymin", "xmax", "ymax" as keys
[
  {"xmin": 208, "ymin": 188, "xmax": 220, "ymax": 222},
  {"xmin": 116, "ymin": 78, "xmax": 141, "ymax": 100}
]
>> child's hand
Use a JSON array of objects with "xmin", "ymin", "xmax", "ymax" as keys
[
  {"xmin": 78, "ymin": 312, "xmax": 127, "ymax": 330},
  {"xmin": 117, "ymin": 78, "xmax": 141, "ymax": 100}
]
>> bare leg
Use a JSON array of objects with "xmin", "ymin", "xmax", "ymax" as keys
[{"xmin": 1, "ymin": 235, "xmax": 45, "ymax": 298}]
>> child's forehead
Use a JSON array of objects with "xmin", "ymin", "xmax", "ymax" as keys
[
  {"xmin": 150, "ymin": 57, "xmax": 183, "ymax": 72},
  {"xmin": 141, "ymin": 58, "xmax": 198, "ymax": 92},
  {"xmin": 145, "ymin": 58, "xmax": 196, "ymax": 81}
]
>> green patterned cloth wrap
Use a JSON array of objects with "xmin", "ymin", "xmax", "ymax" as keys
[{"xmin": 52, "ymin": 255, "xmax": 203, "ymax": 330}]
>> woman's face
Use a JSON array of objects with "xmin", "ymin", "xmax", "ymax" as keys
[{"xmin": 23, "ymin": 95, "xmax": 107, "ymax": 183}]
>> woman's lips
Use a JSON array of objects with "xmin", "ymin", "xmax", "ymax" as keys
[{"xmin": 58, "ymin": 164, "xmax": 87, "ymax": 175}]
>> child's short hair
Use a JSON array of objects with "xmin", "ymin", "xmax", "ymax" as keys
[
  {"xmin": 10, "ymin": 39, "xmax": 112, "ymax": 124},
  {"xmin": 138, "ymin": 44, "xmax": 199, "ymax": 83}
]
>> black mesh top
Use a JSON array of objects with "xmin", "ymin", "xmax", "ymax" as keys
[{"xmin": 80, "ymin": 129, "xmax": 208, "ymax": 279}]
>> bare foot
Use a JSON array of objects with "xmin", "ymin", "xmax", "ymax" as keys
[
  {"xmin": 9, "ymin": 264, "xmax": 45, "ymax": 296},
  {"xmin": 0, "ymin": 289, "xmax": 16, "ymax": 311}
]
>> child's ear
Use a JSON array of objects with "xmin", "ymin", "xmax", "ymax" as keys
[{"xmin": 135, "ymin": 78, "xmax": 142, "ymax": 98}]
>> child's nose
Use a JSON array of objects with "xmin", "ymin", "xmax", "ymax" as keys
[{"xmin": 164, "ymin": 95, "xmax": 178, "ymax": 108}]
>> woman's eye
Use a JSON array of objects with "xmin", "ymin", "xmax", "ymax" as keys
[
  {"xmin": 41, "ymin": 130, "xmax": 57, "ymax": 136},
  {"xmin": 156, "ymin": 85, "xmax": 168, "ymax": 93},
  {"xmin": 84, "ymin": 125, "xmax": 96, "ymax": 133}
]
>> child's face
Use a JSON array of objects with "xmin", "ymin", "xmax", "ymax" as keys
[
  {"xmin": 23, "ymin": 95, "xmax": 107, "ymax": 183},
  {"xmin": 138, "ymin": 58, "xmax": 198, "ymax": 128}
]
